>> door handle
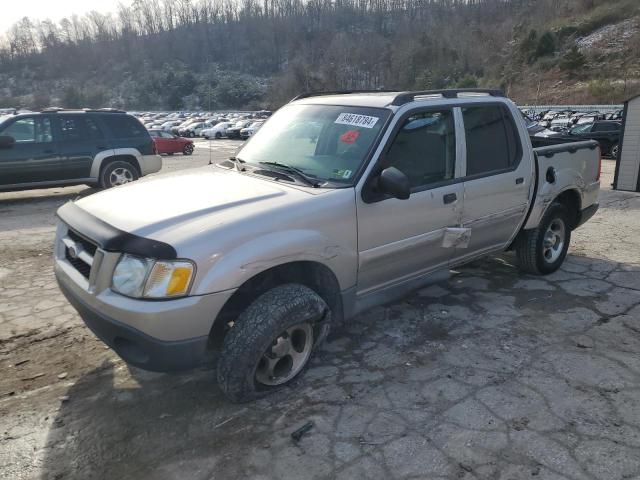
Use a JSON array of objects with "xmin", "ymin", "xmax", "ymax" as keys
[
  {"xmin": 43, "ymin": 149, "xmax": 55, "ymax": 154},
  {"xmin": 515, "ymin": 177, "xmax": 524, "ymax": 184},
  {"xmin": 96, "ymin": 146, "xmax": 107, "ymax": 150},
  {"xmin": 443, "ymin": 193, "xmax": 457, "ymax": 204}
]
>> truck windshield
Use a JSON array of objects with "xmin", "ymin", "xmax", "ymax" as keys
[{"xmin": 236, "ymin": 104, "xmax": 390, "ymax": 185}]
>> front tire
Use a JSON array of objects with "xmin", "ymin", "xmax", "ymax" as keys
[
  {"xmin": 215, "ymin": 132, "xmax": 222, "ymax": 139},
  {"xmin": 99, "ymin": 160, "xmax": 139, "ymax": 189},
  {"xmin": 217, "ymin": 284, "xmax": 330, "ymax": 403},
  {"xmin": 183, "ymin": 144, "xmax": 194, "ymax": 155},
  {"xmin": 516, "ymin": 202, "xmax": 571, "ymax": 275}
]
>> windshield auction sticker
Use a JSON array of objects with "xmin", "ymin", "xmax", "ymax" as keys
[{"xmin": 335, "ymin": 113, "xmax": 379, "ymax": 129}]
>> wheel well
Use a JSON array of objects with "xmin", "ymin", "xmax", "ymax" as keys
[
  {"xmin": 554, "ymin": 189, "xmax": 581, "ymax": 229},
  {"xmin": 100, "ymin": 155, "xmax": 141, "ymax": 176},
  {"xmin": 208, "ymin": 261, "xmax": 343, "ymax": 349}
]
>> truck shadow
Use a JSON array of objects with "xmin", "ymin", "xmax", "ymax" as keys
[{"xmin": 37, "ymin": 253, "xmax": 639, "ymax": 479}]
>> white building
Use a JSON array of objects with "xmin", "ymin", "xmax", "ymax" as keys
[{"xmin": 614, "ymin": 94, "xmax": 640, "ymax": 192}]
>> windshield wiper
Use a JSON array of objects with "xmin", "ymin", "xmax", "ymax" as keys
[
  {"xmin": 229, "ymin": 156, "xmax": 246, "ymax": 171},
  {"xmin": 258, "ymin": 161, "xmax": 321, "ymax": 188}
]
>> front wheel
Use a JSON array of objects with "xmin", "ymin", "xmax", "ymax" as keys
[
  {"xmin": 217, "ymin": 284, "xmax": 330, "ymax": 403},
  {"xmin": 215, "ymin": 132, "xmax": 222, "ymax": 139},
  {"xmin": 516, "ymin": 202, "xmax": 571, "ymax": 275},
  {"xmin": 99, "ymin": 161, "xmax": 139, "ymax": 189},
  {"xmin": 183, "ymin": 144, "xmax": 194, "ymax": 155}
]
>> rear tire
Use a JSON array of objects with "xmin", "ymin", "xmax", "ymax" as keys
[
  {"xmin": 217, "ymin": 284, "xmax": 331, "ymax": 403},
  {"xmin": 610, "ymin": 143, "xmax": 619, "ymax": 159},
  {"xmin": 516, "ymin": 202, "xmax": 571, "ymax": 275},
  {"xmin": 99, "ymin": 160, "xmax": 139, "ymax": 189}
]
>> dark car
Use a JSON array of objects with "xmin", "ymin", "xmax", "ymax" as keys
[
  {"xmin": 0, "ymin": 109, "xmax": 161, "ymax": 191},
  {"xmin": 149, "ymin": 129, "xmax": 194, "ymax": 155},
  {"xmin": 226, "ymin": 120, "xmax": 253, "ymax": 139},
  {"xmin": 531, "ymin": 120, "xmax": 622, "ymax": 158},
  {"xmin": 563, "ymin": 121, "xmax": 622, "ymax": 158}
]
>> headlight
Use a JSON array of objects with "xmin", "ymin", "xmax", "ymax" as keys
[{"xmin": 111, "ymin": 254, "xmax": 195, "ymax": 299}]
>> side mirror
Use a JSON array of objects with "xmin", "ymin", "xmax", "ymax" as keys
[
  {"xmin": 378, "ymin": 167, "xmax": 410, "ymax": 200},
  {"xmin": 0, "ymin": 135, "xmax": 15, "ymax": 149}
]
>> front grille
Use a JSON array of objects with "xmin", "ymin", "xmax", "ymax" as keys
[
  {"xmin": 67, "ymin": 229, "xmax": 98, "ymax": 256},
  {"xmin": 65, "ymin": 248, "xmax": 91, "ymax": 278}
]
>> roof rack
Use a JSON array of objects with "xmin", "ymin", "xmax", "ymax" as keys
[
  {"xmin": 390, "ymin": 89, "xmax": 504, "ymax": 106},
  {"xmin": 40, "ymin": 107, "xmax": 126, "ymax": 113},
  {"xmin": 290, "ymin": 89, "xmax": 398, "ymax": 102}
]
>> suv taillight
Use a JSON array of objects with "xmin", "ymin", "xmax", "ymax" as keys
[
  {"xmin": 596, "ymin": 146, "xmax": 602, "ymax": 181},
  {"xmin": 152, "ymin": 141, "xmax": 158, "ymax": 155}
]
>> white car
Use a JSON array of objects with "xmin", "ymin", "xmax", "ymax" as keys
[
  {"xmin": 202, "ymin": 122, "xmax": 232, "ymax": 139},
  {"xmin": 240, "ymin": 121, "xmax": 264, "ymax": 139},
  {"xmin": 160, "ymin": 121, "xmax": 182, "ymax": 131}
]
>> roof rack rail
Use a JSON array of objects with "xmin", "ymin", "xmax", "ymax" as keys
[
  {"xmin": 290, "ymin": 89, "xmax": 398, "ymax": 102},
  {"xmin": 391, "ymin": 89, "xmax": 504, "ymax": 106},
  {"xmin": 40, "ymin": 107, "xmax": 126, "ymax": 113}
]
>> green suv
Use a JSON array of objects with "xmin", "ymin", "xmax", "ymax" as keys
[{"xmin": 0, "ymin": 109, "xmax": 162, "ymax": 191}]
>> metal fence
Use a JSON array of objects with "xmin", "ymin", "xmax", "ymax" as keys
[{"xmin": 519, "ymin": 104, "xmax": 623, "ymax": 115}]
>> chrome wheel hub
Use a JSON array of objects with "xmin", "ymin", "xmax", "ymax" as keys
[
  {"xmin": 110, "ymin": 167, "xmax": 134, "ymax": 186},
  {"xmin": 255, "ymin": 322, "xmax": 313, "ymax": 386},
  {"xmin": 543, "ymin": 218, "xmax": 565, "ymax": 263}
]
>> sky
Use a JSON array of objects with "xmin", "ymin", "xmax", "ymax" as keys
[{"xmin": 1, "ymin": 0, "xmax": 128, "ymax": 35}]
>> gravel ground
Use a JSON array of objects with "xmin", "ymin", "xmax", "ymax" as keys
[{"xmin": 1, "ymin": 150, "xmax": 639, "ymax": 480}]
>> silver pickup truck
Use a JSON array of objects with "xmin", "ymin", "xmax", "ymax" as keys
[{"xmin": 54, "ymin": 89, "xmax": 600, "ymax": 402}]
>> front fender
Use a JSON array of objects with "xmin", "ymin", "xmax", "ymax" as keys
[{"xmin": 192, "ymin": 229, "xmax": 357, "ymax": 295}]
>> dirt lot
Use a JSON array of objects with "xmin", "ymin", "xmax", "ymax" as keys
[{"xmin": 1, "ymin": 148, "xmax": 639, "ymax": 480}]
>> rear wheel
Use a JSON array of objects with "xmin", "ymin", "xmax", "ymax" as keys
[
  {"xmin": 217, "ymin": 284, "xmax": 330, "ymax": 403},
  {"xmin": 183, "ymin": 144, "xmax": 194, "ymax": 155},
  {"xmin": 516, "ymin": 202, "xmax": 571, "ymax": 275},
  {"xmin": 610, "ymin": 143, "xmax": 619, "ymax": 159},
  {"xmin": 99, "ymin": 160, "xmax": 139, "ymax": 189}
]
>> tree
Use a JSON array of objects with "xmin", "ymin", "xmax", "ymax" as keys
[
  {"xmin": 62, "ymin": 86, "xmax": 84, "ymax": 108},
  {"xmin": 560, "ymin": 46, "xmax": 586, "ymax": 74}
]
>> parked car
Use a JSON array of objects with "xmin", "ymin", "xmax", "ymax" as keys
[
  {"xmin": 534, "ymin": 120, "xmax": 621, "ymax": 158},
  {"xmin": 54, "ymin": 89, "xmax": 600, "ymax": 402},
  {"xmin": 180, "ymin": 121, "xmax": 212, "ymax": 138},
  {"xmin": 240, "ymin": 121, "xmax": 264, "ymax": 139},
  {"xmin": 226, "ymin": 120, "xmax": 253, "ymax": 139},
  {"xmin": 149, "ymin": 129, "xmax": 194, "ymax": 155},
  {"xmin": 0, "ymin": 109, "xmax": 161, "ymax": 191},
  {"xmin": 202, "ymin": 122, "xmax": 232, "ymax": 139}
]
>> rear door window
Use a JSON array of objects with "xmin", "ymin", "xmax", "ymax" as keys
[{"xmin": 462, "ymin": 105, "xmax": 521, "ymax": 177}]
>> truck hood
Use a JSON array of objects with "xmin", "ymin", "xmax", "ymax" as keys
[{"xmin": 75, "ymin": 167, "xmax": 314, "ymax": 239}]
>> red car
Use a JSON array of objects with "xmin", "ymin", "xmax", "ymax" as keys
[{"xmin": 149, "ymin": 130, "xmax": 194, "ymax": 155}]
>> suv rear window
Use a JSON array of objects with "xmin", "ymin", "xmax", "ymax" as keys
[
  {"xmin": 462, "ymin": 105, "xmax": 521, "ymax": 176},
  {"xmin": 59, "ymin": 116, "xmax": 104, "ymax": 141},
  {"xmin": 100, "ymin": 115, "xmax": 147, "ymax": 138}
]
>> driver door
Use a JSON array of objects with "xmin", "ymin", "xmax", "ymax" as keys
[
  {"xmin": 0, "ymin": 115, "xmax": 60, "ymax": 186},
  {"xmin": 356, "ymin": 108, "xmax": 464, "ymax": 295}
]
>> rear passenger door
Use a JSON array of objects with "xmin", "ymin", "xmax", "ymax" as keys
[
  {"xmin": 455, "ymin": 104, "xmax": 532, "ymax": 264},
  {"xmin": 56, "ymin": 114, "xmax": 108, "ymax": 180}
]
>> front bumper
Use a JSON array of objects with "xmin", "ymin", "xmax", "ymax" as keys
[
  {"xmin": 54, "ymin": 227, "xmax": 236, "ymax": 372},
  {"xmin": 58, "ymin": 277, "xmax": 210, "ymax": 372}
]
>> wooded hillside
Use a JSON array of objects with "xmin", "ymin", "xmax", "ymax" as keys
[{"xmin": 1, "ymin": 0, "xmax": 639, "ymax": 110}]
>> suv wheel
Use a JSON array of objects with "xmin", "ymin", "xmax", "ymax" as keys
[
  {"xmin": 610, "ymin": 143, "xmax": 619, "ymax": 159},
  {"xmin": 183, "ymin": 144, "xmax": 194, "ymax": 155},
  {"xmin": 516, "ymin": 202, "xmax": 571, "ymax": 275},
  {"xmin": 217, "ymin": 284, "xmax": 331, "ymax": 402},
  {"xmin": 100, "ymin": 161, "xmax": 139, "ymax": 189}
]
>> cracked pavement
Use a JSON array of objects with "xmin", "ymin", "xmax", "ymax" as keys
[{"xmin": 1, "ymin": 153, "xmax": 639, "ymax": 480}]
